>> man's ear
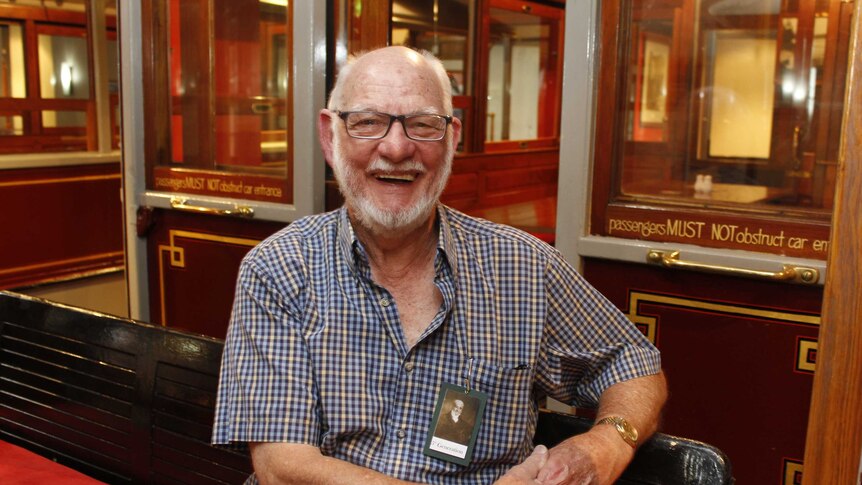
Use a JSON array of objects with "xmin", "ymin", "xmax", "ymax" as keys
[
  {"xmin": 318, "ymin": 109, "xmax": 336, "ymax": 167},
  {"xmin": 450, "ymin": 115, "xmax": 463, "ymax": 151}
]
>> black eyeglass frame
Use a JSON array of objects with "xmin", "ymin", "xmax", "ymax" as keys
[{"xmin": 335, "ymin": 110, "xmax": 453, "ymax": 141}]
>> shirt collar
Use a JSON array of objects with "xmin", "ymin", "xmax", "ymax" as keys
[
  {"xmin": 436, "ymin": 205, "xmax": 459, "ymax": 281},
  {"xmin": 337, "ymin": 207, "xmax": 360, "ymax": 275},
  {"xmin": 336, "ymin": 205, "xmax": 458, "ymax": 281}
]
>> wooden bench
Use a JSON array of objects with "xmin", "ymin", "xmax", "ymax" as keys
[
  {"xmin": 0, "ymin": 291, "xmax": 732, "ymax": 484},
  {"xmin": 0, "ymin": 291, "xmax": 252, "ymax": 484}
]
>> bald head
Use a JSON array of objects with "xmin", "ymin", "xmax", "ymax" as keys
[{"xmin": 327, "ymin": 46, "xmax": 453, "ymax": 115}]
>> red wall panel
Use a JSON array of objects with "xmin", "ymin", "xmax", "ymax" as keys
[
  {"xmin": 0, "ymin": 163, "xmax": 123, "ymax": 288},
  {"xmin": 583, "ymin": 257, "xmax": 822, "ymax": 485}
]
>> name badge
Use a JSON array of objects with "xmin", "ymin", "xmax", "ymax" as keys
[{"xmin": 423, "ymin": 383, "xmax": 488, "ymax": 466}]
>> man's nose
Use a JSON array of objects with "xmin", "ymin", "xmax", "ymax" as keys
[{"xmin": 377, "ymin": 119, "xmax": 416, "ymax": 160}]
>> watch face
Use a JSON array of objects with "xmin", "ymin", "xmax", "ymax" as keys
[
  {"xmin": 611, "ymin": 418, "xmax": 638, "ymax": 446},
  {"xmin": 597, "ymin": 416, "xmax": 638, "ymax": 447},
  {"xmin": 619, "ymin": 420, "xmax": 638, "ymax": 441}
]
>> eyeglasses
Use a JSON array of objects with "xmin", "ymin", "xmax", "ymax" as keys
[{"xmin": 336, "ymin": 110, "xmax": 452, "ymax": 141}]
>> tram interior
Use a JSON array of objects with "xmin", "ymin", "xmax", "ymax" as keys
[{"xmin": 0, "ymin": 0, "xmax": 859, "ymax": 483}]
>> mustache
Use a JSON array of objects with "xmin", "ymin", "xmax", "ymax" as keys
[{"xmin": 366, "ymin": 158, "xmax": 426, "ymax": 174}]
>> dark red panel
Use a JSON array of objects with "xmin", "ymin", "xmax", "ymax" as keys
[
  {"xmin": 583, "ymin": 257, "xmax": 822, "ymax": 485},
  {"xmin": 146, "ymin": 209, "xmax": 284, "ymax": 338},
  {"xmin": 0, "ymin": 163, "xmax": 123, "ymax": 288}
]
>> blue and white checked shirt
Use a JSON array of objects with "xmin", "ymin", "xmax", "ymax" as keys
[{"xmin": 212, "ymin": 205, "xmax": 661, "ymax": 483}]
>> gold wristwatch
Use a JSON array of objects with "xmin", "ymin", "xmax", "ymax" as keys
[{"xmin": 594, "ymin": 416, "xmax": 638, "ymax": 448}]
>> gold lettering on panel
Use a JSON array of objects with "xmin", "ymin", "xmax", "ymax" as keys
[{"xmin": 608, "ymin": 217, "xmax": 831, "ymax": 255}]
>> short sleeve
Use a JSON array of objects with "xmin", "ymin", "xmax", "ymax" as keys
[
  {"xmin": 534, "ymin": 253, "xmax": 661, "ymax": 408},
  {"xmin": 212, "ymin": 248, "xmax": 321, "ymax": 446}
]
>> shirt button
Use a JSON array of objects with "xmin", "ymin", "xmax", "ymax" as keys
[
  {"xmin": 404, "ymin": 362, "xmax": 414, "ymax": 373},
  {"xmin": 396, "ymin": 429, "xmax": 406, "ymax": 439},
  {"xmin": 380, "ymin": 298, "xmax": 390, "ymax": 307}
]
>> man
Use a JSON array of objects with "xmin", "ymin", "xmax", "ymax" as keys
[
  {"xmin": 433, "ymin": 398, "xmax": 473, "ymax": 446},
  {"xmin": 213, "ymin": 46, "xmax": 667, "ymax": 485}
]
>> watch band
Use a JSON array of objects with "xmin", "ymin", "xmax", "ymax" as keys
[{"xmin": 595, "ymin": 416, "xmax": 639, "ymax": 448}]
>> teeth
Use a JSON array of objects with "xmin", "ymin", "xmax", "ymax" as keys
[{"xmin": 376, "ymin": 173, "xmax": 416, "ymax": 182}]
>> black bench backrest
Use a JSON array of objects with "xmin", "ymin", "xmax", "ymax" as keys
[{"xmin": 0, "ymin": 291, "xmax": 252, "ymax": 484}]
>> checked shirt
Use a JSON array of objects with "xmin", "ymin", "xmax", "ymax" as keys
[{"xmin": 212, "ymin": 205, "xmax": 661, "ymax": 484}]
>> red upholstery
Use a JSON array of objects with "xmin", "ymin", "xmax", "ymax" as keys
[{"xmin": 0, "ymin": 441, "xmax": 105, "ymax": 484}]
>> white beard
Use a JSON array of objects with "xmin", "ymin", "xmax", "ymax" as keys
[{"xmin": 330, "ymin": 133, "xmax": 453, "ymax": 235}]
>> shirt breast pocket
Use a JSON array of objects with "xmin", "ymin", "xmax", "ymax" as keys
[{"xmin": 468, "ymin": 359, "xmax": 536, "ymax": 467}]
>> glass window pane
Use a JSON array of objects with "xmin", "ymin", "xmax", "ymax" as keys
[
  {"xmin": 7, "ymin": 0, "xmax": 86, "ymax": 11},
  {"xmin": 38, "ymin": 32, "xmax": 91, "ymax": 100},
  {"xmin": 43, "ymin": 110, "xmax": 87, "ymax": 128},
  {"xmin": 168, "ymin": 0, "xmax": 291, "ymax": 174},
  {"xmin": 391, "ymin": 0, "xmax": 471, "ymax": 96},
  {"xmin": 0, "ymin": 1, "xmax": 116, "ymax": 155},
  {"xmin": 486, "ymin": 7, "xmax": 556, "ymax": 142},
  {"xmin": 615, "ymin": 0, "xmax": 845, "ymax": 213},
  {"xmin": 1, "ymin": 23, "xmax": 26, "ymax": 98},
  {"xmin": 159, "ymin": 0, "xmax": 292, "ymax": 203},
  {"xmin": 106, "ymin": 0, "xmax": 121, "ymax": 148},
  {"xmin": 0, "ymin": 115, "xmax": 24, "ymax": 135}
]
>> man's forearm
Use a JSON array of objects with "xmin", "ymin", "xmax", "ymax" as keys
[
  {"xmin": 536, "ymin": 371, "xmax": 668, "ymax": 485},
  {"xmin": 594, "ymin": 370, "xmax": 668, "ymax": 441},
  {"xmin": 251, "ymin": 442, "xmax": 423, "ymax": 485}
]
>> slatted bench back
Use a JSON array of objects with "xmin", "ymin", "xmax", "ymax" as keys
[{"xmin": 0, "ymin": 291, "xmax": 252, "ymax": 484}]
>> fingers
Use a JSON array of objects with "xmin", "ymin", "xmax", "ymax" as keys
[
  {"xmin": 504, "ymin": 445, "xmax": 549, "ymax": 481},
  {"xmin": 521, "ymin": 444, "xmax": 550, "ymax": 474}
]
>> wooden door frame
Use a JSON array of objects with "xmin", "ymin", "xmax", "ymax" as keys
[{"xmin": 801, "ymin": 1, "xmax": 862, "ymax": 483}]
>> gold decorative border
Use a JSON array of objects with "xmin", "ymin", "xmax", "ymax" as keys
[
  {"xmin": 158, "ymin": 230, "xmax": 261, "ymax": 325},
  {"xmin": 625, "ymin": 291, "xmax": 821, "ymax": 369},
  {"xmin": 795, "ymin": 338, "xmax": 817, "ymax": 374},
  {"xmin": 782, "ymin": 458, "xmax": 803, "ymax": 485},
  {"xmin": 0, "ymin": 251, "xmax": 124, "ymax": 276},
  {"xmin": 0, "ymin": 174, "xmax": 121, "ymax": 188}
]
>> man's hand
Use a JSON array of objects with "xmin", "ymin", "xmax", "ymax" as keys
[
  {"xmin": 534, "ymin": 426, "xmax": 634, "ymax": 485},
  {"xmin": 535, "ymin": 372, "xmax": 668, "ymax": 484},
  {"xmin": 493, "ymin": 445, "xmax": 550, "ymax": 485}
]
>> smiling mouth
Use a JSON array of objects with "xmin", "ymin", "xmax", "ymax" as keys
[{"xmin": 374, "ymin": 173, "xmax": 418, "ymax": 183}]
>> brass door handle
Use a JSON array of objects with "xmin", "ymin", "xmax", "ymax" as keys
[
  {"xmin": 646, "ymin": 250, "xmax": 819, "ymax": 285},
  {"xmin": 170, "ymin": 197, "xmax": 254, "ymax": 218}
]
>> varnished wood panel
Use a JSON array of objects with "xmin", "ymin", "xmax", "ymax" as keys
[
  {"xmin": 346, "ymin": 0, "xmax": 389, "ymax": 53},
  {"xmin": 802, "ymin": 1, "xmax": 862, "ymax": 482},
  {"xmin": 443, "ymin": 149, "xmax": 559, "ymax": 212},
  {"xmin": 584, "ymin": 258, "xmax": 822, "ymax": 485},
  {"xmin": 0, "ymin": 164, "xmax": 123, "ymax": 289},
  {"xmin": 146, "ymin": 209, "xmax": 284, "ymax": 338}
]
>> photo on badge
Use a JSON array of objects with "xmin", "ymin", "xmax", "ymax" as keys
[{"xmin": 423, "ymin": 383, "xmax": 488, "ymax": 466}]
